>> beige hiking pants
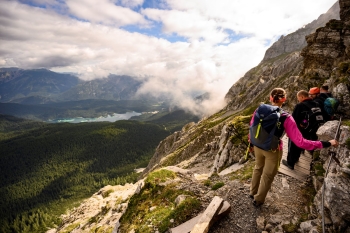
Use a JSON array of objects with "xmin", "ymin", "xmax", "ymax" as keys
[{"xmin": 250, "ymin": 146, "xmax": 282, "ymax": 204}]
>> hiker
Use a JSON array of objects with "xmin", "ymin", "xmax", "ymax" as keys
[
  {"xmin": 308, "ymin": 87, "xmax": 321, "ymax": 100},
  {"xmin": 319, "ymin": 85, "xmax": 333, "ymax": 99},
  {"xmin": 283, "ymin": 90, "xmax": 324, "ymax": 170},
  {"xmin": 249, "ymin": 88, "xmax": 338, "ymax": 207},
  {"xmin": 308, "ymin": 86, "xmax": 328, "ymax": 120},
  {"xmin": 318, "ymin": 85, "xmax": 338, "ymax": 121},
  {"xmin": 309, "ymin": 86, "xmax": 338, "ymax": 121}
]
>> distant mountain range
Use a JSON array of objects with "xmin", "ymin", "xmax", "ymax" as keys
[
  {"xmin": 0, "ymin": 68, "xmax": 143, "ymax": 104},
  {"xmin": 0, "ymin": 67, "xmax": 205, "ymax": 125}
]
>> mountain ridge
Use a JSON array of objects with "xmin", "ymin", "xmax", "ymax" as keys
[
  {"xmin": 0, "ymin": 68, "xmax": 143, "ymax": 104},
  {"xmin": 263, "ymin": 1, "xmax": 340, "ymax": 61}
]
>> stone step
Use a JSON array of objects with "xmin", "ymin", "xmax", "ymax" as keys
[{"xmin": 170, "ymin": 197, "xmax": 231, "ymax": 233}]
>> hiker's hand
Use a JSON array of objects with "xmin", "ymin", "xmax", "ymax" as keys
[{"xmin": 329, "ymin": 139, "xmax": 339, "ymax": 147}]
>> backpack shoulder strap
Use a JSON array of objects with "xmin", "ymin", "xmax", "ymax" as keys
[
  {"xmin": 280, "ymin": 110, "xmax": 290, "ymax": 117},
  {"xmin": 279, "ymin": 110, "xmax": 289, "ymax": 124},
  {"xmin": 274, "ymin": 110, "xmax": 288, "ymax": 138}
]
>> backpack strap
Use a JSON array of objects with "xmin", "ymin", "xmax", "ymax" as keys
[{"xmin": 275, "ymin": 111, "xmax": 289, "ymax": 138}]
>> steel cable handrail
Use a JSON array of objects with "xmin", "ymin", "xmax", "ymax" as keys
[{"xmin": 321, "ymin": 116, "xmax": 342, "ymax": 233}]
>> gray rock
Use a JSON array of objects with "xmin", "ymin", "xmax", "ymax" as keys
[
  {"xmin": 256, "ymin": 216, "xmax": 265, "ymax": 231},
  {"xmin": 299, "ymin": 219, "xmax": 319, "ymax": 233},
  {"xmin": 175, "ymin": 195, "xmax": 189, "ymax": 206},
  {"xmin": 312, "ymin": 176, "xmax": 323, "ymax": 191},
  {"xmin": 134, "ymin": 179, "xmax": 144, "ymax": 194},
  {"xmin": 316, "ymin": 121, "xmax": 340, "ymax": 141},
  {"xmin": 281, "ymin": 178, "xmax": 289, "ymax": 189},
  {"xmin": 340, "ymin": 167, "xmax": 350, "ymax": 175},
  {"xmin": 268, "ymin": 215, "xmax": 283, "ymax": 226},
  {"xmin": 265, "ymin": 224, "xmax": 273, "ymax": 231},
  {"xmin": 309, "ymin": 227, "xmax": 320, "ymax": 233}
]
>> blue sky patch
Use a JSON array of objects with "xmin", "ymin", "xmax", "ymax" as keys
[{"xmin": 122, "ymin": 21, "xmax": 188, "ymax": 43}]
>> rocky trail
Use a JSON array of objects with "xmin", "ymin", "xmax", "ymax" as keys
[
  {"xmin": 208, "ymin": 171, "xmax": 312, "ymax": 233},
  {"xmin": 177, "ymin": 137, "xmax": 316, "ymax": 233}
]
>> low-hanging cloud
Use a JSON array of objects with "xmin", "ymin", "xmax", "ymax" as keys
[{"xmin": 0, "ymin": 0, "xmax": 337, "ymax": 116}]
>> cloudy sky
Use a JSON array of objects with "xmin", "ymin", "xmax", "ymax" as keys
[{"xmin": 0, "ymin": 0, "xmax": 337, "ymax": 116}]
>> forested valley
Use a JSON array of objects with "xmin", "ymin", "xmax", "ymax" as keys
[{"xmin": 0, "ymin": 114, "xmax": 170, "ymax": 233}]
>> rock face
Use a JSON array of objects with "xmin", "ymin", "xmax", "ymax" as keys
[
  {"xmin": 49, "ymin": 182, "xmax": 144, "ymax": 233},
  {"xmin": 224, "ymin": 51, "xmax": 303, "ymax": 113},
  {"xmin": 263, "ymin": 1, "xmax": 340, "ymax": 61},
  {"xmin": 301, "ymin": 0, "xmax": 350, "ymax": 80},
  {"xmin": 313, "ymin": 122, "xmax": 350, "ymax": 232}
]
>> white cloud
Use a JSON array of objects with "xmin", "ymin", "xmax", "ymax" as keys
[
  {"xmin": 142, "ymin": 8, "xmax": 228, "ymax": 44},
  {"xmin": 165, "ymin": 0, "xmax": 337, "ymax": 40},
  {"xmin": 66, "ymin": 0, "xmax": 149, "ymax": 26},
  {"xmin": 119, "ymin": 0, "xmax": 144, "ymax": 8},
  {"xmin": 0, "ymin": 0, "xmax": 338, "ymax": 116}
]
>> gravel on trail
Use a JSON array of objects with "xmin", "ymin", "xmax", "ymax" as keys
[{"xmin": 203, "ymin": 173, "xmax": 312, "ymax": 233}]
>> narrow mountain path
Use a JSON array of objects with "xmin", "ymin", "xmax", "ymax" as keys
[{"xmin": 209, "ymin": 171, "xmax": 312, "ymax": 232}]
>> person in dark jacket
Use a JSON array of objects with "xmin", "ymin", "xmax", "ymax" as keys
[
  {"xmin": 319, "ymin": 85, "xmax": 333, "ymax": 99},
  {"xmin": 309, "ymin": 86, "xmax": 331, "ymax": 121},
  {"xmin": 318, "ymin": 85, "xmax": 334, "ymax": 121},
  {"xmin": 309, "ymin": 87, "xmax": 320, "ymax": 96},
  {"xmin": 282, "ymin": 90, "xmax": 323, "ymax": 170}
]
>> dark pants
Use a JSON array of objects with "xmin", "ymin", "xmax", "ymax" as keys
[
  {"xmin": 287, "ymin": 140, "xmax": 303, "ymax": 165},
  {"xmin": 287, "ymin": 130, "xmax": 317, "ymax": 166}
]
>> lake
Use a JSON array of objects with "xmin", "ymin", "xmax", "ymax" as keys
[{"xmin": 47, "ymin": 111, "xmax": 142, "ymax": 123}]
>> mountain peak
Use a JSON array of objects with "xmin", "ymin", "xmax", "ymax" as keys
[{"xmin": 262, "ymin": 1, "xmax": 340, "ymax": 61}]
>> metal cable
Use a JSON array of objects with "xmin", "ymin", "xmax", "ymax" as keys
[{"xmin": 321, "ymin": 117, "xmax": 342, "ymax": 233}]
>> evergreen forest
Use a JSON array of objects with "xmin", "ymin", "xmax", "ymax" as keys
[{"xmin": 0, "ymin": 114, "xmax": 170, "ymax": 233}]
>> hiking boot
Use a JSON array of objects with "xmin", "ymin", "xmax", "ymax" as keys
[
  {"xmin": 282, "ymin": 159, "xmax": 294, "ymax": 170},
  {"xmin": 253, "ymin": 200, "xmax": 262, "ymax": 207}
]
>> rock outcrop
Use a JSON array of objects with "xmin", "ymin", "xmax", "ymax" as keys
[
  {"xmin": 301, "ymin": 0, "xmax": 350, "ymax": 81},
  {"xmin": 263, "ymin": 1, "xmax": 340, "ymax": 61},
  {"xmin": 312, "ymin": 121, "xmax": 350, "ymax": 232},
  {"xmin": 224, "ymin": 51, "xmax": 303, "ymax": 113},
  {"xmin": 48, "ymin": 181, "xmax": 144, "ymax": 233}
]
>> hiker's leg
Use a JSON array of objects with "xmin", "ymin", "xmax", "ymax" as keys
[
  {"xmin": 287, "ymin": 139, "xmax": 302, "ymax": 165},
  {"xmin": 254, "ymin": 149, "xmax": 281, "ymax": 204},
  {"xmin": 250, "ymin": 146, "xmax": 265, "ymax": 196}
]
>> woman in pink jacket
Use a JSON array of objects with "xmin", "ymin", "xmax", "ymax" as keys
[{"xmin": 249, "ymin": 87, "xmax": 338, "ymax": 207}]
